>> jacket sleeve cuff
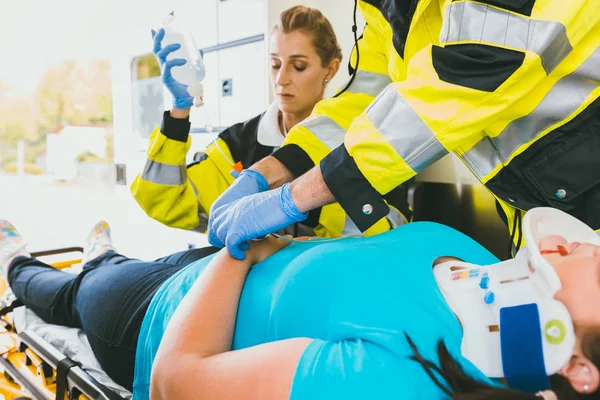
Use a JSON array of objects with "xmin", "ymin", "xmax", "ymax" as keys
[
  {"xmin": 271, "ymin": 144, "xmax": 315, "ymax": 178},
  {"xmin": 161, "ymin": 110, "xmax": 191, "ymax": 142},
  {"xmin": 320, "ymin": 145, "xmax": 389, "ymax": 232}
]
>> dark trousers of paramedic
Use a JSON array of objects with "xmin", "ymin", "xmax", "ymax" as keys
[{"xmin": 7, "ymin": 247, "xmax": 219, "ymax": 390}]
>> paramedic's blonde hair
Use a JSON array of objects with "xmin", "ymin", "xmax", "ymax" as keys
[{"xmin": 274, "ymin": 6, "xmax": 343, "ymax": 67}]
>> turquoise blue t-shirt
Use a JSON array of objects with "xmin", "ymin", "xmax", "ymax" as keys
[{"xmin": 133, "ymin": 222, "xmax": 501, "ymax": 399}]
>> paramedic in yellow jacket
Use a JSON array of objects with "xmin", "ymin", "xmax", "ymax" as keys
[
  {"xmin": 131, "ymin": 5, "xmax": 411, "ymax": 238},
  {"xmin": 208, "ymin": 0, "xmax": 600, "ymax": 260}
]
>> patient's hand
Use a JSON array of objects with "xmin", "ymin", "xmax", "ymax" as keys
[{"xmin": 247, "ymin": 235, "xmax": 292, "ymax": 264}]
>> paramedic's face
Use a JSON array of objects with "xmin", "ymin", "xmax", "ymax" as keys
[
  {"xmin": 270, "ymin": 30, "xmax": 330, "ymax": 115},
  {"xmin": 541, "ymin": 235, "xmax": 600, "ymax": 328}
]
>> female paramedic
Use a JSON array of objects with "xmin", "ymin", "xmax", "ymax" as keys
[
  {"xmin": 130, "ymin": 5, "xmax": 411, "ymax": 238},
  {"xmin": 1, "ymin": 207, "xmax": 600, "ymax": 399}
]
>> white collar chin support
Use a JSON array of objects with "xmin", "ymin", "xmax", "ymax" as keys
[{"xmin": 434, "ymin": 207, "xmax": 600, "ymax": 392}]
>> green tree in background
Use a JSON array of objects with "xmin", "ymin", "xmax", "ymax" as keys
[
  {"xmin": 36, "ymin": 59, "xmax": 113, "ymax": 132},
  {"xmin": 0, "ymin": 59, "xmax": 113, "ymax": 168},
  {"xmin": 35, "ymin": 60, "xmax": 74, "ymax": 133},
  {"xmin": 0, "ymin": 81, "xmax": 38, "ymax": 166},
  {"xmin": 0, "ymin": 92, "xmax": 37, "ymax": 142}
]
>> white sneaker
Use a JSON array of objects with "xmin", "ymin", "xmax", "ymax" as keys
[
  {"xmin": 0, "ymin": 220, "xmax": 30, "ymax": 278},
  {"xmin": 81, "ymin": 221, "xmax": 115, "ymax": 265}
]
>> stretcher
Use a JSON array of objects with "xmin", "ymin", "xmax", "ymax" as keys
[{"xmin": 0, "ymin": 247, "xmax": 132, "ymax": 400}]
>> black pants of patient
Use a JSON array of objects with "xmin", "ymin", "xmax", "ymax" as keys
[{"xmin": 7, "ymin": 247, "xmax": 219, "ymax": 390}]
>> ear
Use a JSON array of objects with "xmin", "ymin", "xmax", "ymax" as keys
[
  {"xmin": 559, "ymin": 356, "xmax": 599, "ymax": 394},
  {"xmin": 326, "ymin": 58, "xmax": 341, "ymax": 83}
]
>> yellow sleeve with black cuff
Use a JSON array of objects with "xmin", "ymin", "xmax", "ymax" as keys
[
  {"xmin": 320, "ymin": 0, "xmax": 594, "ymax": 232},
  {"xmin": 131, "ymin": 111, "xmax": 235, "ymax": 231}
]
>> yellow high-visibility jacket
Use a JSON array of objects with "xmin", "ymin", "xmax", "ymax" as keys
[
  {"xmin": 131, "ymin": 109, "xmax": 413, "ymax": 235},
  {"xmin": 275, "ymin": 0, "xmax": 600, "ymax": 249}
]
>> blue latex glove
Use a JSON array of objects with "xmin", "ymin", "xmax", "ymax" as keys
[
  {"xmin": 151, "ymin": 28, "xmax": 193, "ymax": 109},
  {"xmin": 207, "ymin": 169, "xmax": 269, "ymax": 247},
  {"xmin": 211, "ymin": 183, "xmax": 308, "ymax": 260}
]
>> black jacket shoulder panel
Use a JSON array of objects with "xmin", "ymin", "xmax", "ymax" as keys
[
  {"xmin": 217, "ymin": 112, "xmax": 275, "ymax": 168},
  {"xmin": 454, "ymin": 0, "xmax": 535, "ymax": 16},
  {"xmin": 486, "ymin": 96, "xmax": 600, "ymax": 229},
  {"xmin": 432, "ymin": 44, "xmax": 525, "ymax": 92}
]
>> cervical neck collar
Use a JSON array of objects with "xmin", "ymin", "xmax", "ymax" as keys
[{"xmin": 434, "ymin": 207, "xmax": 600, "ymax": 392}]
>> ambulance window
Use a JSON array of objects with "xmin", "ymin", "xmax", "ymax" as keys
[
  {"xmin": 135, "ymin": 54, "xmax": 161, "ymax": 80},
  {"xmin": 131, "ymin": 53, "xmax": 163, "ymax": 138}
]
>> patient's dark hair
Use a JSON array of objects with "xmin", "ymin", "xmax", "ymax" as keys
[{"xmin": 405, "ymin": 332, "xmax": 600, "ymax": 399}]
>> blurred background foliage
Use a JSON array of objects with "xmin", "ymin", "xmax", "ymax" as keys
[{"xmin": 0, "ymin": 59, "xmax": 112, "ymax": 168}]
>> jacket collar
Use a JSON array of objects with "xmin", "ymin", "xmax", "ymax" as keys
[{"xmin": 257, "ymin": 101, "xmax": 285, "ymax": 147}]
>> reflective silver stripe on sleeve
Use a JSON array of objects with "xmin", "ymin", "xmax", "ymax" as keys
[
  {"xmin": 463, "ymin": 46, "xmax": 600, "ymax": 179},
  {"xmin": 189, "ymin": 178, "xmax": 199, "ymax": 198},
  {"xmin": 188, "ymin": 179, "xmax": 209, "ymax": 232},
  {"xmin": 298, "ymin": 116, "xmax": 346, "ymax": 150},
  {"xmin": 367, "ymin": 86, "xmax": 448, "ymax": 173},
  {"xmin": 341, "ymin": 215, "xmax": 363, "ymax": 237},
  {"xmin": 141, "ymin": 160, "xmax": 186, "ymax": 185},
  {"xmin": 440, "ymin": 1, "xmax": 572, "ymax": 73},
  {"xmin": 345, "ymin": 70, "xmax": 393, "ymax": 97},
  {"xmin": 193, "ymin": 213, "xmax": 209, "ymax": 233},
  {"xmin": 386, "ymin": 207, "xmax": 408, "ymax": 228}
]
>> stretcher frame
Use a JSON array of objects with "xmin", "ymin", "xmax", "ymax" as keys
[{"xmin": 0, "ymin": 247, "xmax": 127, "ymax": 400}]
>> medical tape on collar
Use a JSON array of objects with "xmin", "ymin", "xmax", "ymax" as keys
[{"xmin": 500, "ymin": 304, "xmax": 550, "ymax": 393}]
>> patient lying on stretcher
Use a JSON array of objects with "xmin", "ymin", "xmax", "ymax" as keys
[{"xmin": 0, "ymin": 208, "xmax": 599, "ymax": 400}]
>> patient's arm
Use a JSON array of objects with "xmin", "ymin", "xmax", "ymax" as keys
[{"xmin": 151, "ymin": 237, "xmax": 311, "ymax": 400}]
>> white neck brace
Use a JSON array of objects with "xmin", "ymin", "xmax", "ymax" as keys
[{"xmin": 434, "ymin": 208, "xmax": 600, "ymax": 385}]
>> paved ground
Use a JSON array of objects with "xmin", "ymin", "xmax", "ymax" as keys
[{"xmin": 0, "ymin": 173, "xmax": 209, "ymax": 261}]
